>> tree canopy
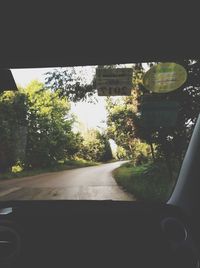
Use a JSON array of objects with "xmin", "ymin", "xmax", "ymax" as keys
[
  {"xmin": 45, "ymin": 67, "xmax": 96, "ymax": 102},
  {"xmin": 77, "ymin": 129, "xmax": 113, "ymax": 162},
  {"xmin": 0, "ymin": 81, "xmax": 83, "ymax": 171}
]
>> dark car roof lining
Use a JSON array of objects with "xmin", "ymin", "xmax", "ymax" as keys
[{"xmin": 0, "ymin": 55, "xmax": 194, "ymax": 69}]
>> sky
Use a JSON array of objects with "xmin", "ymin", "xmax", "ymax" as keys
[{"xmin": 11, "ymin": 67, "xmax": 108, "ymax": 130}]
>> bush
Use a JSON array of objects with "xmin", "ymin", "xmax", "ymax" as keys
[
  {"xmin": 12, "ymin": 165, "xmax": 23, "ymax": 173},
  {"xmin": 78, "ymin": 129, "xmax": 113, "ymax": 162},
  {"xmin": 113, "ymin": 161, "xmax": 178, "ymax": 202},
  {"xmin": 130, "ymin": 139, "xmax": 153, "ymax": 166}
]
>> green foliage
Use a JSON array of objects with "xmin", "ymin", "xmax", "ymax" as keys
[
  {"xmin": 139, "ymin": 60, "xmax": 200, "ymax": 161},
  {"xmin": 22, "ymin": 81, "xmax": 81, "ymax": 168},
  {"xmin": 0, "ymin": 81, "xmax": 84, "ymax": 172},
  {"xmin": 131, "ymin": 139, "xmax": 152, "ymax": 165},
  {"xmin": 106, "ymin": 97, "xmax": 137, "ymax": 152},
  {"xmin": 78, "ymin": 129, "xmax": 113, "ymax": 162},
  {"xmin": 106, "ymin": 94, "xmax": 152, "ymax": 164},
  {"xmin": 113, "ymin": 161, "xmax": 178, "ymax": 202},
  {"xmin": 115, "ymin": 146, "xmax": 127, "ymax": 160},
  {"xmin": 12, "ymin": 164, "xmax": 23, "ymax": 173},
  {"xmin": 45, "ymin": 67, "xmax": 96, "ymax": 102},
  {"xmin": 105, "ymin": 64, "xmax": 150, "ymax": 163},
  {"xmin": 107, "ymin": 60, "xmax": 200, "ymax": 178},
  {"xmin": 0, "ymin": 91, "xmax": 28, "ymax": 172}
]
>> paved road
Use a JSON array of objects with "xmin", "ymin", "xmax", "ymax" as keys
[{"xmin": 0, "ymin": 161, "xmax": 134, "ymax": 201}]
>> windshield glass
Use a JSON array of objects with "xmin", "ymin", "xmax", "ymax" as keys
[{"xmin": 0, "ymin": 61, "xmax": 198, "ymax": 202}]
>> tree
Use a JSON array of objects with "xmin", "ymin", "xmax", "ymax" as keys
[
  {"xmin": 45, "ymin": 67, "xmax": 96, "ymax": 102},
  {"xmin": 135, "ymin": 60, "xmax": 200, "ymax": 171},
  {"xmin": 22, "ymin": 81, "xmax": 82, "ymax": 168},
  {"xmin": 115, "ymin": 146, "xmax": 127, "ymax": 160},
  {"xmin": 0, "ymin": 91, "xmax": 28, "ymax": 172},
  {"xmin": 106, "ymin": 96, "xmax": 152, "ymax": 163},
  {"xmin": 105, "ymin": 64, "xmax": 151, "ymax": 163},
  {"xmin": 108, "ymin": 60, "xmax": 200, "ymax": 177},
  {"xmin": 106, "ymin": 98, "xmax": 136, "ymax": 155},
  {"xmin": 97, "ymin": 133, "xmax": 113, "ymax": 162},
  {"xmin": 78, "ymin": 129, "xmax": 113, "ymax": 162}
]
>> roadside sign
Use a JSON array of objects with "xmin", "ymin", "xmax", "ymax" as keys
[
  {"xmin": 140, "ymin": 99, "xmax": 179, "ymax": 128},
  {"xmin": 143, "ymin": 63, "xmax": 187, "ymax": 93},
  {"xmin": 96, "ymin": 68, "xmax": 133, "ymax": 96}
]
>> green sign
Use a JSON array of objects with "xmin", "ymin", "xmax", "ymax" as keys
[
  {"xmin": 96, "ymin": 68, "xmax": 133, "ymax": 96},
  {"xmin": 140, "ymin": 100, "xmax": 179, "ymax": 128},
  {"xmin": 143, "ymin": 63, "xmax": 187, "ymax": 93}
]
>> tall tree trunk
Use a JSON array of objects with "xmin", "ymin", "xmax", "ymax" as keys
[
  {"xmin": 164, "ymin": 151, "xmax": 173, "ymax": 181},
  {"xmin": 150, "ymin": 142, "xmax": 155, "ymax": 162}
]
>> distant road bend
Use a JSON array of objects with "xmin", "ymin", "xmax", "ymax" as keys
[{"xmin": 0, "ymin": 161, "xmax": 134, "ymax": 201}]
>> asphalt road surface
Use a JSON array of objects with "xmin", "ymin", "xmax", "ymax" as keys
[{"xmin": 0, "ymin": 161, "xmax": 134, "ymax": 201}]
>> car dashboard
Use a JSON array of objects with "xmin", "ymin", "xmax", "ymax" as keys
[{"xmin": 0, "ymin": 201, "xmax": 199, "ymax": 268}]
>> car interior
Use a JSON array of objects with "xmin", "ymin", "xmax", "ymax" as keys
[
  {"xmin": 0, "ymin": 54, "xmax": 199, "ymax": 268},
  {"xmin": 0, "ymin": 4, "xmax": 200, "ymax": 261}
]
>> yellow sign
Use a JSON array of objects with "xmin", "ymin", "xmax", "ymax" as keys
[{"xmin": 143, "ymin": 63, "xmax": 187, "ymax": 93}]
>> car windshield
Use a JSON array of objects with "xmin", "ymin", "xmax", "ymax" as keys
[{"xmin": 0, "ymin": 61, "xmax": 198, "ymax": 202}]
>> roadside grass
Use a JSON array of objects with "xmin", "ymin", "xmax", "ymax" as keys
[
  {"xmin": 113, "ymin": 161, "xmax": 179, "ymax": 202},
  {"xmin": 0, "ymin": 159, "xmax": 99, "ymax": 180}
]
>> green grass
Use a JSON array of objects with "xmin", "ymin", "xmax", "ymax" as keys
[
  {"xmin": 0, "ymin": 159, "xmax": 99, "ymax": 180},
  {"xmin": 113, "ymin": 161, "xmax": 178, "ymax": 202}
]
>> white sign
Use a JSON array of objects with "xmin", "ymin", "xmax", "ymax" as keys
[{"xmin": 96, "ymin": 68, "xmax": 133, "ymax": 96}]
